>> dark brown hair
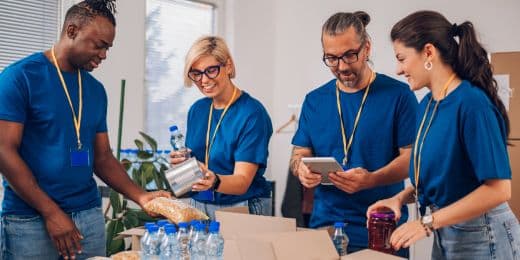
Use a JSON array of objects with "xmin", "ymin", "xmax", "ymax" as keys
[
  {"xmin": 391, "ymin": 10, "xmax": 510, "ymax": 136},
  {"xmin": 63, "ymin": 0, "xmax": 117, "ymax": 30}
]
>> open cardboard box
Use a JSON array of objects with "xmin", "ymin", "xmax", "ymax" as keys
[{"xmin": 116, "ymin": 206, "xmax": 404, "ymax": 259}]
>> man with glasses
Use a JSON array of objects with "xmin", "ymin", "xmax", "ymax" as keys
[{"xmin": 290, "ymin": 11, "xmax": 417, "ymax": 255}]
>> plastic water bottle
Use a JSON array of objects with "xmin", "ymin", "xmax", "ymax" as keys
[
  {"xmin": 176, "ymin": 222, "xmax": 190, "ymax": 260},
  {"xmin": 206, "ymin": 221, "xmax": 224, "ymax": 260},
  {"xmin": 169, "ymin": 125, "xmax": 190, "ymax": 158},
  {"xmin": 156, "ymin": 219, "xmax": 170, "ymax": 241},
  {"xmin": 332, "ymin": 222, "xmax": 349, "ymax": 256},
  {"xmin": 189, "ymin": 220, "xmax": 200, "ymax": 239},
  {"xmin": 190, "ymin": 222, "xmax": 208, "ymax": 260},
  {"xmin": 140, "ymin": 222, "xmax": 155, "ymax": 252},
  {"xmin": 160, "ymin": 224, "xmax": 179, "ymax": 260},
  {"xmin": 142, "ymin": 224, "xmax": 160, "ymax": 259}
]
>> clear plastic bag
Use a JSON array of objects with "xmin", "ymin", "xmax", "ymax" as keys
[{"xmin": 144, "ymin": 197, "xmax": 209, "ymax": 224}]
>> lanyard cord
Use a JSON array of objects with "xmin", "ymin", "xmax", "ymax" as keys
[
  {"xmin": 205, "ymin": 87, "xmax": 238, "ymax": 165},
  {"xmin": 413, "ymin": 73, "xmax": 456, "ymax": 213},
  {"xmin": 336, "ymin": 71, "xmax": 376, "ymax": 167},
  {"xmin": 51, "ymin": 46, "xmax": 83, "ymax": 149}
]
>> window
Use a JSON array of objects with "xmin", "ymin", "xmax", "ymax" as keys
[
  {"xmin": 0, "ymin": 0, "xmax": 60, "ymax": 71},
  {"xmin": 145, "ymin": 0, "xmax": 219, "ymax": 148}
]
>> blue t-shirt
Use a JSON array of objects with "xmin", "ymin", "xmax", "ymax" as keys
[
  {"xmin": 0, "ymin": 52, "xmax": 107, "ymax": 216},
  {"xmin": 292, "ymin": 73, "xmax": 417, "ymax": 248},
  {"xmin": 411, "ymin": 80, "xmax": 511, "ymax": 211},
  {"xmin": 186, "ymin": 91, "xmax": 272, "ymax": 204}
]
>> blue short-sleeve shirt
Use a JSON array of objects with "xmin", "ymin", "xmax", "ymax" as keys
[
  {"xmin": 0, "ymin": 53, "xmax": 108, "ymax": 215},
  {"xmin": 411, "ymin": 80, "xmax": 511, "ymax": 210},
  {"xmin": 186, "ymin": 91, "xmax": 273, "ymax": 204},
  {"xmin": 292, "ymin": 73, "xmax": 418, "ymax": 248}
]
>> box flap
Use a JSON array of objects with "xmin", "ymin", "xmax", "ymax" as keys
[
  {"xmin": 114, "ymin": 227, "xmax": 145, "ymax": 240},
  {"xmin": 235, "ymin": 230, "xmax": 338, "ymax": 260},
  {"xmin": 218, "ymin": 206, "xmax": 249, "ymax": 214},
  {"xmin": 341, "ymin": 249, "xmax": 405, "ymax": 259},
  {"xmin": 215, "ymin": 210, "xmax": 296, "ymax": 239}
]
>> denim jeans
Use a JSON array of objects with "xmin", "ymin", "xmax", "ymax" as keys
[
  {"xmin": 2, "ymin": 206, "xmax": 106, "ymax": 260},
  {"xmin": 191, "ymin": 197, "xmax": 272, "ymax": 221},
  {"xmin": 432, "ymin": 202, "xmax": 520, "ymax": 260}
]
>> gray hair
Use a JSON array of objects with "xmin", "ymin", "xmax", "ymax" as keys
[{"xmin": 322, "ymin": 11, "xmax": 371, "ymax": 43}]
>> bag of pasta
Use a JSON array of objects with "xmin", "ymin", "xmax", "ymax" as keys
[{"xmin": 144, "ymin": 197, "xmax": 209, "ymax": 224}]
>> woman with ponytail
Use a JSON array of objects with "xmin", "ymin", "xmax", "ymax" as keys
[{"xmin": 367, "ymin": 10, "xmax": 519, "ymax": 259}]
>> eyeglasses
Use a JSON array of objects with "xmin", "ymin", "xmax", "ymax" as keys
[
  {"xmin": 322, "ymin": 42, "xmax": 365, "ymax": 67},
  {"xmin": 188, "ymin": 64, "xmax": 224, "ymax": 82}
]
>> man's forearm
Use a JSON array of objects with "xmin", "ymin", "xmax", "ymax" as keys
[
  {"xmin": 370, "ymin": 148, "xmax": 411, "ymax": 188},
  {"xmin": 289, "ymin": 146, "xmax": 312, "ymax": 176},
  {"xmin": 94, "ymin": 155, "xmax": 146, "ymax": 204}
]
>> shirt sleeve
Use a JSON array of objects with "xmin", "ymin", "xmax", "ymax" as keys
[
  {"xmin": 291, "ymin": 96, "xmax": 312, "ymax": 148},
  {"xmin": 96, "ymin": 84, "xmax": 108, "ymax": 133},
  {"xmin": 234, "ymin": 109, "xmax": 272, "ymax": 167},
  {"xmin": 461, "ymin": 102, "xmax": 511, "ymax": 181},
  {"xmin": 0, "ymin": 67, "xmax": 28, "ymax": 123},
  {"xmin": 395, "ymin": 89, "xmax": 418, "ymax": 148}
]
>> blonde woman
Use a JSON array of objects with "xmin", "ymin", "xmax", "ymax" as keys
[{"xmin": 170, "ymin": 36, "xmax": 273, "ymax": 220}]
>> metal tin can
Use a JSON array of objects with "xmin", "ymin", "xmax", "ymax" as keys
[{"xmin": 165, "ymin": 157, "xmax": 204, "ymax": 197}]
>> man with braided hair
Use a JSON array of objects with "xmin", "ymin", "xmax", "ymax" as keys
[{"xmin": 0, "ymin": 1, "xmax": 169, "ymax": 259}]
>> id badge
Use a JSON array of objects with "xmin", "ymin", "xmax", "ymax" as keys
[
  {"xmin": 70, "ymin": 147, "xmax": 90, "ymax": 167},
  {"xmin": 199, "ymin": 189, "xmax": 215, "ymax": 201}
]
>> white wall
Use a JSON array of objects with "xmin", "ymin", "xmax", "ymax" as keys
[{"xmin": 92, "ymin": 0, "xmax": 520, "ymax": 257}]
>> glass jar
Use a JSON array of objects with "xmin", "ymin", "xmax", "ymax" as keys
[{"xmin": 368, "ymin": 211, "xmax": 396, "ymax": 255}]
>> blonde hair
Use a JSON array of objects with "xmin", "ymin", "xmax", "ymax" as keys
[{"xmin": 184, "ymin": 36, "xmax": 236, "ymax": 86}]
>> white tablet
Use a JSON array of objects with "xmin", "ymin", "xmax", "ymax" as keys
[{"xmin": 301, "ymin": 157, "xmax": 343, "ymax": 185}]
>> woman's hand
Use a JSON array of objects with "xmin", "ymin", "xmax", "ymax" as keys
[
  {"xmin": 169, "ymin": 149, "xmax": 191, "ymax": 165},
  {"xmin": 389, "ymin": 220, "xmax": 429, "ymax": 250},
  {"xmin": 366, "ymin": 196, "xmax": 403, "ymax": 224},
  {"xmin": 192, "ymin": 163, "xmax": 216, "ymax": 192}
]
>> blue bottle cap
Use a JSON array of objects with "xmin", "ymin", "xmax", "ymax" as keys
[
  {"xmin": 157, "ymin": 219, "xmax": 170, "ymax": 227},
  {"xmin": 148, "ymin": 225, "xmax": 159, "ymax": 233},
  {"xmin": 169, "ymin": 125, "xmax": 178, "ymax": 132},
  {"xmin": 164, "ymin": 224, "xmax": 177, "ymax": 234},
  {"xmin": 334, "ymin": 222, "xmax": 345, "ymax": 228},
  {"xmin": 178, "ymin": 222, "xmax": 188, "ymax": 229},
  {"xmin": 208, "ymin": 224, "xmax": 220, "ymax": 233}
]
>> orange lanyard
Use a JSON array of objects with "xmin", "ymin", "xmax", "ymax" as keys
[
  {"xmin": 336, "ymin": 71, "xmax": 376, "ymax": 166},
  {"xmin": 413, "ymin": 73, "xmax": 456, "ymax": 216},
  {"xmin": 51, "ymin": 46, "xmax": 83, "ymax": 149},
  {"xmin": 205, "ymin": 87, "xmax": 238, "ymax": 165}
]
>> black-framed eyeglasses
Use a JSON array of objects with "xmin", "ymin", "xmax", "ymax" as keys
[
  {"xmin": 188, "ymin": 64, "xmax": 224, "ymax": 82},
  {"xmin": 322, "ymin": 42, "xmax": 365, "ymax": 67}
]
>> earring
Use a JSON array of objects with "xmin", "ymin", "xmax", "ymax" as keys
[{"xmin": 424, "ymin": 61, "xmax": 433, "ymax": 71}]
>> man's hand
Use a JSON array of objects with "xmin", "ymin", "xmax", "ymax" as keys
[
  {"xmin": 295, "ymin": 159, "xmax": 322, "ymax": 188},
  {"xmin": 43, "ymin": 210, "xmax": 83, "ymax": 260},
  {"xmin": 329, "ymin": 167, "xmax": 374, "ymax": 193},
  {"xmin": 136, "ymin": 190, "xmax": 172, "ymax": 217}
]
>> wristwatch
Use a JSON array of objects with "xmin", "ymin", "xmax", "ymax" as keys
[
  {"xmin": 212, "ymin": 174, "xmax": 221, "ymax": 191},
  {"xmin": 421, "ymin": 214, "xmax": 434, "ymax": 231}
]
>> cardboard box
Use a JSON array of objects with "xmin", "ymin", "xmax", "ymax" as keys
[
  {"xmin": 508, "ymin": 140, "xmax": 520, "ymax": 218},
  {"xmin": 491, "ymin": 52, "xmax": 520, "ymax": 137},
  {"xmin": 115, "ymin": 227, "xmax": 145, "ymax": 251},
  {"xmin": 215, "ymin": 208, "xmax": 339, "ymax": 260}
]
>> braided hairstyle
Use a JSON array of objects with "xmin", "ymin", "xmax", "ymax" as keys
[
  {"xmin": 64, "ymin": 0, "xmax": 117, "ymax": 29},
  {"xmin": 391, "ymin": 10, "xmax": 510, "ymax": 137}
]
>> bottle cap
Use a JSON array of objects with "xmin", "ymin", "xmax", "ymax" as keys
[
  {"xmin": 369, "ymin": 211, "xmax": 395, "ymax": 220},
  {"xmin": 169, "ymin": 125, "xmax": 178, "ymax": 132},
  {"xmin": 334, "ymin": 222, "xmax": 345, "ymax": 228}
]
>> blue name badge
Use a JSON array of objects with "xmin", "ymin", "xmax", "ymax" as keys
[
  {"xmin": 70, "ymin": 148, "xmax": 90, "ymax": 167},
  {"xmin": 198, "ymin": 189, "xmax": 215, "ymax": 201}
]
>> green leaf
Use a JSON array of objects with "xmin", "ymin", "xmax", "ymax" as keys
[
  {"xmin": 107, "ymin": 220, "xmax": 125, "ymax": 256},
  {"xmin": 120, "ymin": 158, "xmax": 132, "ymax": 171},
  {"xmin": 131, "ymin": 168, "xmax": 140, "ymax": 186},
  {"xmin": 109, "ymin": 190, "xmax": 122, "ymax": 214},
  {"xmin": 123, "ymin": 211, "xmax": 139, "ymax": 229},
  {"xmin": 141, "ymin": 162, "xmax": 155, "ymax": 184},
  {"xmin": 137, "ymin": 150, "xmax": 153, "ymax": 160},
  {"xmin": 139, "ymin": 131, "xmax": 158, "ymax": 152},
  {"xmin": 158, "ymin": 164, "xmax": 172, "ymax": 191},
  {"xmin": 134, "ymin": 209, "xmax": 156, "ymax": 223},
  {"xmin": 134, "ymin": 139, "xmax": 144, "ymax": 150},
  {"xmin": 153, "ymin": 169, "xmax": 164, "ymax": 190}
]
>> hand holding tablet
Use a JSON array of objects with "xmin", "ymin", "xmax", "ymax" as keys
[{"xmin": 301, "ymin": 157, "xmax": 343, "ymax": 185}]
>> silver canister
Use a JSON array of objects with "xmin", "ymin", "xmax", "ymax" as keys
[{"xmin": 165, "ymin": 157, "xmax": 204, "ymax": 197}]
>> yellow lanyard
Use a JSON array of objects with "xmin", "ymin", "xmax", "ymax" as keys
[
  {"xmin": 51, "ymin": 46, "xmax": 83, "ymax": 149},
  {"xmin": 413, "ymin": 73, "xmax": 456, "ymax": 215},
  {"xmin": 205, "ymin": 87, "xmax": 238, "ymax": 165},
  {"xmin": 336, "ymin": 71, "xmax": 376, "ymax": 167}
]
